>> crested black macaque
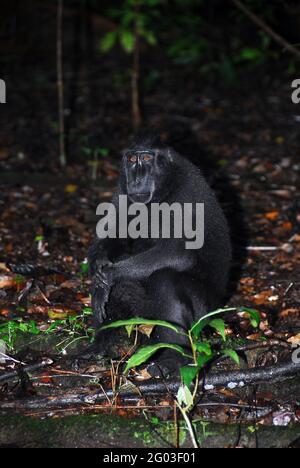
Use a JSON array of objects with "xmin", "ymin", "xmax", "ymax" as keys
[{"xmin": 88, "ymin": 131, "xmax": 232, "ymax": 377}]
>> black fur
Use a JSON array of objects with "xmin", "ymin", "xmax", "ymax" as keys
[{"xmin": 88, "ymin": 132, "xmax": 232, "ymax": 376}]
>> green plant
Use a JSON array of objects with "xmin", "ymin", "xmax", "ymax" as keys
[
  {"xmin": 82, "ymin": 146, "xmax": 109, "ymax": 180},
  {"xmin": 0, "ymin": 319, "xmax": 40, "ymax": 350},
  {"xmin": 100, "ymin": 307, "xmax": 260, "ymax": 412},
  {"xmin": 99, "ymin": 306, "xmax": 259, "ymax": 449},
  {"xmin": 79, "ymin": 259, "xmax": 90, "ymax": 279},
  {"xmin": 100, "ymin": 0, "xmax": 160, "ymax": 55},
  {"xmin": 0, "ymin": 307, "xmax": 94, "ymax": 354},
  {"xmin": 100, "ymin": 0, "xmax": 162, "ymax": 127}
]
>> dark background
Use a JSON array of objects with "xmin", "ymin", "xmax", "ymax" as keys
[{"xmin": 0, "ymin": 0, "xmax": 300, "ymax": 168}]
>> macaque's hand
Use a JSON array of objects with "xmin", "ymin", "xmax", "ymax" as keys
[
  {"xmin": 92, "ymin": 269, "xmax": 112, "ymax": 323},
  {"xmin": 95, "ymin": 258, "xmax": 113, "ymax": 271},
  {"xmin": 101, "ymin": 264, "xmax": 116, "ymax": 288}
]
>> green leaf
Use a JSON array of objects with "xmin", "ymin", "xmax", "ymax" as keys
[
  {"xmin": 196, "ymin": 342, "xmax": 212, "ymax": 356},
  {"xmin": 27, "ymin": 320, "xmax": 41, "ymax": 335},
  {"xmin": 240, "ymin": 47, "xmax": 263, "ymax": 61},
  {"xmin": 122, "ymin": 11, "xmax": 135, "ymax": 28},
  {"xmin": 45, "ymin": 320, "xmax": 67, "ymax": 334},
  {"xmin": 180, "ymin": 365, "xmax": 198, "ymax": 387},
  {"xmin": 120, "ymin": 30, "xmax": 135, "ymax": 53},
  {"xmin": 151, "ymin": 416, "xmax": 160, "ymax": 426},
  {"xmin": 197, "ymin": 352, "xmax": 215, "ymax": 369},
  {"xmin": 18, "ymin": 322, "xmax": 29, "ymax": 333},
  {"xmin": 80, "ymin": 261, "xmax": 89, "ymax": 275},
  {"xmin": 240, "ymin": 307, "xmax": 261, "ymax": 328},
  {"xmin": 191, "ymin": 318, "xmax": 210, "ymax": 339},
  {"xmin": 141, "ymin": 30, "xmax": 157, "ymax": 46},
  {"xmin": 15, "ymin": 275, "xmax": 25, "ymax": 285},
  {"xmin": 125, "ymin": 324, "xmax": 135, "ymax": 337},
  {"xmin": 209, "ymin": 319, "xmax": 226, "ymax": 342},
  {"xmin": 124, "ymin": 343, "xmax": 190, "ymax": 372},
  {"xmin": 222, "ymin": 349, "xmax": 240, "ymax": 365},
  {"xmin": 98, "ymin": 148, "xmax": 109, "ymax": 157},
  {"xmin": 82, "ymin": 147, "xmax": 93, "ymax": 157},
  {"xmin": 145, "ymin": 0, "xmax": 162, "ymax": 6},
  {"xmin": 100, "ymin": 31, "xmax": 118, "ymax": 52},
  {"xmin": 190, "ymin": 308, "xmax": 236, "ymax": 339},
  {"xmin": 177, "ymin": 384, "xmax": 194, "ymax": 408},
  {"xmin": 100, "ymin": 318, "xmax": 182, "ymax": 334},
  {"xmin": 82, "ymin": 307, "xmax": 93, "ymax": 316}
]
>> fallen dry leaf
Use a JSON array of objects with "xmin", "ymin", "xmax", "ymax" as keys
[
  {"xmin": 265, "ymin": 211, "xmax": 280, "ymax": 221},
  {"xmin": 287, "ymin": 334, "xmax": 300, "ymax": 346},
  {"xmin": 280, "ymin": 222, "xmax": 293, "ymax": 231},
  {"xmin": 0, "ymin": 263, "xmax": 10, "ymax": 272},
  {"xmin": 0, "ymin": 275, "xmax": 16, "ymax": 289},
  {"xmin": 247, "ymin": 333, "xmax": 262, "ymax": 341},
  {"xmin": 138, "ymin": 324, "xmax": 155, "ymax": 337},
  {"xmin": 0, "ymin": 149, "xmax": 9, "ymax": 160},
  {"xmin": 240, "ymin": 277, "xmax": 255, "ymax": 286},
  {"xmin": 61, "ymin": 279, "xmax": 82, "ymax": 289},
  {"xmin": 132, "ymin": 368, "xmax": 152, "ymax": 381},
  {"xmin": 252, "ymin": 290, "xmax": 278, "ymax": 306},
  {"xmin": 279, "ymin": 308, "xmax": 300, "ymax": 318},
  {"xmin": 48, "ymin": 309, "xmax": 77, "ymax": 320},
  {"xmin": 64, "ymin": 184, "xmax": 78, "ymax": 194}
]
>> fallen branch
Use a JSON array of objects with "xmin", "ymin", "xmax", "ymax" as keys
[
  {"xmin": 7, "ymin": 263, "xmax": 63, "ymax": 278},
  {"xmin": 231, "ymin": 0, "xmax": 300, "ymax": 60},
  {"xmin": 0, "ymin": 359, "xmax": 53, "ymax": 384},
  {"xmin": 135, "ymin": 360, "xmax": 300, "ymax": 393},
  {"xmin": 0, "ymin": 360, "xmax": 298, "ymax": 411},
  {"xmin": 235, "ymin": 339, "xmax": 290, "ymax": 353},
  {"xmin": 57, "ymin": 0, "xmax": 66, "ymax": 167}
]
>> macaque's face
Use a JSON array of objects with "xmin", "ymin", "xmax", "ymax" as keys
[
  {"xmin": 123, "ymin": 149, "xmax": 156, "ymax": 204},
  {"xmin": 122, "ymin": 146, "xmax": 173, "ymax": 204}
]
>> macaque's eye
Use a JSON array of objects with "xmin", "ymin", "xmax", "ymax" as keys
[
  {"xmin": 127, "ymin": 154, "xmax": 137, "ymax": 164},
  {"xmin": 142, "ymin": 153, "xmax": 153, "ymax": 162}
]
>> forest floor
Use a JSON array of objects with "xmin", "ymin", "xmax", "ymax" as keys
[
  {"xmin": 1, "ymin": 80, "xmax": 300, "ymax": 446},
  {"xmin": 0, "ymin": 4, "xmax": 300, "ymax": 447}
]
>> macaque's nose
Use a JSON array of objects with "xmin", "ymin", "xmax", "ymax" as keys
[{"xmin": 134, "ymin": 159, "xmax": 146, "ymax": 184}]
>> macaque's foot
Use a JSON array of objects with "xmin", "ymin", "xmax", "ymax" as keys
[
  {"xmin": 146, "ymin": 351, "xmax": 189, "ymax": 379},
  {"xmin": 94, "ymin": 328, "xmax": 113, "ymax": 356}
]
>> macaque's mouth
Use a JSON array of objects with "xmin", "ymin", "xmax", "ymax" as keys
[{"xmin": 129, "ymin": 193, "xmax": 152, "ymax": 203}]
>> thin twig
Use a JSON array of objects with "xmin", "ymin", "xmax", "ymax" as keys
[
  {"xmin": 0, "ymin": 353, "xmax": 26, "ymax": 366},
  {"xmin": 247, "ymin": 246, "xmax": 278, "ymax": 251},
  {"xmin": 173, "ymin": 400, "xmax": 179, "ymax": 448},
  {"xmin": 231, "ymin": 0, "xmax": 300, "ymax": 59},
  {"xmin": 36, "ymin": 283, "xmax": 51, "ymax": 305},
  {"xmin": 57, "ymin": 0, "xmax": 66, "ymax": 166},
  {"xmin": 175, "ymin": 400, "xmax": 199, "ymax": 448},
  {"xmin": 283, "ymin": 283, "xmax": 294, "ymax": 297},
  {"xmin": 235, "ymin": 339, "xmax": 290, "ymax": 353},
  {"xmin": 132, "ymin": 1, "xmax": 142, "ymax": 129},
  {"xmin": 0, "ymin": 359, "xmax": 53, "ymax": 383}
]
